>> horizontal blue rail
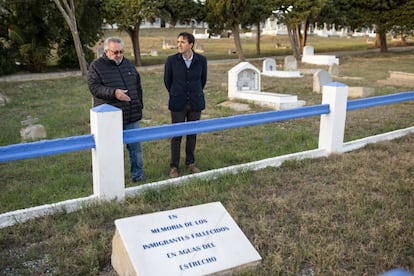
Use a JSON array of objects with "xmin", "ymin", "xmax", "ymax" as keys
[
  {"xmin": 0, "ymin": 135, "xmax": 95, "ymax": 162},
  {"xmin": 0, "ymin": 105, "xmax": 329, "ymax": 163},
  {"xmin": 1, "ymin": 90, "xmax": 413, "ymax": 163},
  {"xmin": 347, "ymin": 91, "xmax": 414, "ymax": 111},
  {"xmin": 123, "ymin": 104, "xmax": 330, "ymax": 143}
]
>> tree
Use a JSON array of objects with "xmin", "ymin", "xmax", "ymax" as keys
[
  {"xmin": 347, "ymin": 0, "xmax": 410, "ymax": 52},
  {"xmin": 52, "ymin": 0, "xmax": 88, "ymax": 75},
  {"xmin": 55, "ymin": 0, "xmax": 104, "ymax": 69},
  {"xmin": 0, "ymin": 0, "xmax": 57, "ymax": 72},
  {"xmin": 244, "ymin": 0, "xmax": 273, "ymax": 56},
  {"xmin": 272, "ymin": 0, "xmax": 326, "ymax": 59},
  {"xmin": 318, "ymin": 0, "xmax": 414, "ymax": 51},
  {"xmin": 206, "ymin": 0, "xmax": 251, "ymax": 61},
  {"xmin": 103, "ymin": 0, "xmax": 160, "ymax": 67},
  {"xmin": 317, "ymin": 0, "xmax": 364, "ymax": 30},
  {"xmin": 388, "ymin": 1, "xmax": 414, "ymax": 45},
  {"xmin": 159, "ymin": 0, "xmax": 201, "ymax": 27}
]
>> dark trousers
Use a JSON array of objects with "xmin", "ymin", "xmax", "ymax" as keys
[{"xmin": 170, "ymin": 106, "xmax": 201, "ymax": 168}]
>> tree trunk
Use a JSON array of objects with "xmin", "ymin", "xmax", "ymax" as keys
[
  {"xmin": 287, "ymin": 25, "xmax": 301, "ymax": 59},
  {"xmin": 231, "ymin": 23, "xmax": 245, "ymax": 61},
  {"xmin": 374, "ymin": 32, "xmax": 388, "ymax": 52},
  {"xmin": 296, "ymin": 25, "xmax": 303, "ymax": 54},
  {"xmin": 300, "ymin": 20, "xmax": 309, "ymax": 50},
  {"xmin": 127, "ymin": 23, "xmax": 142, "ymax": 67},
  {"xmin": 374, "ymin": 33, "xmax": 380, "ymax": 48},
  {"xmin": 379, "ymin": 32, "xmax": 388, "ymax": 52},
  {"xmin": 70, "ymin": 28, "xmax": 88, "ymax": 75},
  {"xmin": 255, "ymin": 19, "xmax": 261, "ymax": 57},
  {"xmin": 52, "ymin": 0, "xmax": 88, "ymax": 75}
]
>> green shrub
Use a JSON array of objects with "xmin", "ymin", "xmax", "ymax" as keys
[
  {"xmin": 57, "ymin": 43, "xmax": 95, "ymax": 69},
  {"xmin": 0, "ymin": 43, "xmax": 16, "ymax": 76}
]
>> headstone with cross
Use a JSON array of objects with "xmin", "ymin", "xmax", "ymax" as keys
[
  {"xmin": 20, "ymin": 115, "xmax": 47, "ymax": 141},
  {"xmin": 0, "ymin": 92, "xmax": 10, "ymax": 106}
]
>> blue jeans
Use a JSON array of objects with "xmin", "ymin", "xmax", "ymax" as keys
[{"xmin": 124, "ymin": 121, "xmax": 144, "ymax": 180}]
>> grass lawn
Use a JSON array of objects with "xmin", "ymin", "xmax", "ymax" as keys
[{"xmin": 0, "ymin": 31, "xmax": 413, "ymax": 275}]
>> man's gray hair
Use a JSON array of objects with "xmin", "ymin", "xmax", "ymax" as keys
[{"xmin": 104, "ymin": 37, "xmax": 124, "ymax": 50}]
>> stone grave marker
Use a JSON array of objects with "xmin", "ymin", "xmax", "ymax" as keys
[
  {"xmin": 328, "ymin": 63, "xmax": 340, "ymax": 76},
  {"xmin": 97, "ymin": 47, "xmax": 104, "ymax": 58},
  {"xmin": 262, "ymin": 58, "xmax": 302, "ymax": 78},
  {"xmin": 284, "ymin": 55, "xmax": 297, "ymax": 71},
  {"xmin": 228, "ymin": 62, "xmax": 305, "ymax": 109},
  {"xmin": 162, "ymin": 40, "xmax": 177, "ymax": 50},
  {"xmin": 0, "ymin": 92, "xmax": 10, "ymax": 106},
  {"xmin": 262, "ymin": 58, "xmax": 277, "ymax": 72},
  {"xmin": 20, "ymin": 115, "xmax": 47, "ymax": 141},
  {"xmin": 195, "ymin": 44, "xmax": 205, "ymax": 53},
  {"xmin": 111, "ymin": 202, "xmax": 262, "ymax": 276},
  {"xmin": 302, "ymin": 45, "xmax": 339, "ymax": 65},
  {"xmin": 377, "ymin": 71, "xmax": 414, "ymax": 88},
  {"xmin": 313, "ymin": 70, "xmax": 332, "ymax": 93},
  {"xmin": 348, "ymin": 87, "xmax": 375, "ymax": 98},
  {"xmin": 303, "ymin": 45, "xmax": 314, "ymax": 56},
  {"xmin": 150, "ymin": 49, "xmax": 158, "ymax": 56},
  {"xmin": 234, "ymin": 64, "xmax": 260, "ymax": 93}
]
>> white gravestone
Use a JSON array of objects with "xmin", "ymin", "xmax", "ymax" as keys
[
  {"xmin": 228, "ymin": 62, "xmax": 305, "ymax": 109},
  {"xmin": 111, "ymin": 202, "xmax": 262, "ymax": 276},
  {"xmin": 20, "ymin": 115, "xmax": 46, "ymax": 141},
  {"xmin": 301, "ymin": 45, "xmax": 339, "ymax": 66},
  {"xmin": 262, "ymin": 58, "xmax": 277, "ymax": 73},
  {"xmin": 262, "ymin": 58, "xmax": 302, "ymax": 78},
  {"xmin": 236, "ymin": 67, "xmax": 259, "ymax": 92}
]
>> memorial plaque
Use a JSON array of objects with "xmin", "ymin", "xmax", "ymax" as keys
[{"xmin": 112, "ymin": 202, "xmax": 262, "ymax": 275}]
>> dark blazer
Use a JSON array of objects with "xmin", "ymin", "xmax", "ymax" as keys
[
  {"xmin": 88, "ymin": 54, "xmax": 143, "ymax": 126},
  {"xmin": 164, "ymin": 52, "xmax": 207, "ymax": 112}
]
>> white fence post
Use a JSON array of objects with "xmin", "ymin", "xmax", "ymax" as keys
[
  {"xmin": 90, "ymin": 104, "xmax": 125, "ymax": 200},
  {"xmin": 318, "ymin": 82, "xmax": 348, "ymax": 153}
]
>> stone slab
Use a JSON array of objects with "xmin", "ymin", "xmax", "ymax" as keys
[
  {"xmin": 217, "ymin": 101, "xmax": 251, "ymax": 112},
  {"xmin": 348, "ymin": 87, "xmax": 375, "ymax": 98},
  {"xmin": 262, "ymin": 70, "xmax": 303, "ymax": 78},
  {"xmin": 229, "ymin": 90, "xmax": 306, "ymax": 110},
  {"xmin": 377, "ymin": 71, "xmax": 414, "ymax": 88},
  {"xmin": 111, "ymin": 202, "xmax": 262, "ymax": 276}
]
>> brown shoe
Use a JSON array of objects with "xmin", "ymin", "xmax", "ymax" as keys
[
  {"xmin": 187, "ymin": 163, "xmax": 200, "ymax": 174},
  {"xmin": 169, "ymin": 167, "xmax": 179, "ymax": 178}
]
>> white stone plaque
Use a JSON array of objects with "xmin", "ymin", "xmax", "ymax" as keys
[{"xmin": 112, "ymin": 202, "xmax": 262, "ymax": 276}]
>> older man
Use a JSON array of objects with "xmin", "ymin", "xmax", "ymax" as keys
[{"xmin": 88, "ymin": 37, "xmax": 145, "ymax": 182}]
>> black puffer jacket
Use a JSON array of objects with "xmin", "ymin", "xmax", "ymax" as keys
[{"xmin": 87, "ymin": 54, "xmax": 143, "ymax": 126}]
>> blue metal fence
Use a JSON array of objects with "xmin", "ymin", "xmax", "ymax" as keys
[
  {"xmin": 1, "ymin": 90, "xmax": 413, "ymax": 163},
  {"xmin": 347, "ymin": 91, "xmax": 414, "ymax": 111}
]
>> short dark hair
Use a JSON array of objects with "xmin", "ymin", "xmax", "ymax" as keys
[{"xmin": 178, "ymin": 32, "xmax": 195, "ymax": 47}]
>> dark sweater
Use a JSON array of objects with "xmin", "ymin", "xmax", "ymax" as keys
[
  {"xmin": 164, "ymin": 52, "xmax": 207, "ymax": 112},
  {"xmin": 87, "ymin": 54, "xmax": 143, "ymax": 126}
]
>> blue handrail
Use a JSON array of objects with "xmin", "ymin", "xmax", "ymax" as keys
[
  {"xmin": 0, "ymin": 135, "xmax": 95, "ymax": 162},
  {"xmin": 123, "ymin": 104, "xmax": 330, "ymax": 144},
  {"xmin": 347, "ymin": 91, "xmax": 414, "ymax": 111},
  {"xmin": 1, "ymin": 90, "xmax": 413, "ymax": 163}
]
